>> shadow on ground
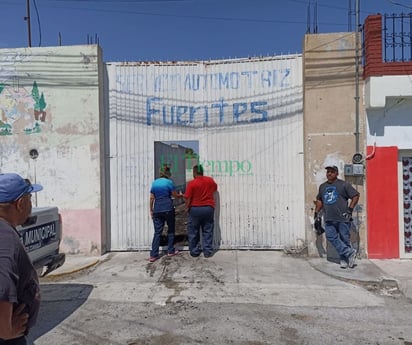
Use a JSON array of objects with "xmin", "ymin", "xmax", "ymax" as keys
[{"xmin": 27, "ymin": 283, "xmax": 93, "ymax": 344}]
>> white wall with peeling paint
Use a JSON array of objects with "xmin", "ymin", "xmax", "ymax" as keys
[{"xmin": 0, "ymin": 45, "xmax": 104, "ymax": 255}]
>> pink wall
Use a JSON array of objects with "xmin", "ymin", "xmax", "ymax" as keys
[{"xmin": 60, "ymin": 209, "xmax": 102, "ymax": 255}]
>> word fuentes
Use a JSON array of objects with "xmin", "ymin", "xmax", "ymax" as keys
[{"xmin": 147, "ymin": 97, "xmax": 268, "ymax": 126}]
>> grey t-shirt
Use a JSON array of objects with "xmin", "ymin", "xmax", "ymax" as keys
[
  {"xmin": 316, "ymin": 179, "xmax": 359, "ymax": 222},
  {"xmin": 0, "ymin": 219, "xmax": 40, "ymax": 336}
]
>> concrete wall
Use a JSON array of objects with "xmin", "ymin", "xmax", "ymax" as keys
[
  {"xmin": 303, "ymin": 33, "xmax": 366, "ymax": 257},
  {"xmin": 0, "ymin": 45, "xmax": 105, "ymax": 255}
]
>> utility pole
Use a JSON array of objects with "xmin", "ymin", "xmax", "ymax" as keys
[
  {"xmin": 354, "ymin": 0, "xmax": 360, "ymax": 153},
  {"xmin": 24, "ymin": 0, "xmax": 32, "ymax": 47}
]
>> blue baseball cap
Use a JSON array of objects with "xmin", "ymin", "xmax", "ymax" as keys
[{"xmin": 0, "ymin": 173, "xmax": 43, "ymax": 203}]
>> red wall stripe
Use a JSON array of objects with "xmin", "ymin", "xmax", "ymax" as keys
[{"xmin": 366, "ymin": 146, "xmax": 399, "ymax": 258}]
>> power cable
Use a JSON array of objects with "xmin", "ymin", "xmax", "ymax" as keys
[
  {"xmin": 32, "ymin": 0, "xmax": 42, "ymax": 46},
  {"xmin": 47, "ymin": 0, "xmax": 189, "ymax": 2},
  {"xmin": 20, "ymin": 1, "xmax": 348, "ymax": 27},
  {"xmin": 3, "ymin": 0, "xmax": 348, "ymax": 27},
  {"xmin": 385, "ymin": 0, "xmax": 412, "ymax": 10}
]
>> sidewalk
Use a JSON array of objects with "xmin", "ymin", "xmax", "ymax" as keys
[
  {"xmin": 46, "ymin": 251, "xmax": 412, "ymax": 300},
  {"xmin": 308, "ymin": 256, "xmax": 412, "ymax": 299},
  {"xmin": 370, "ymin": 258, "xmax": 412, "ymax": 299}
]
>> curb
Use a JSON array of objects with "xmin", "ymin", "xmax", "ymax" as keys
[
  {"xmin": 45, "ymin": 258, "xmax": 101, "ymax": 279},
  {"xmin": 307, "ymin": 258, "xmax": 403, "ymax": 297}
]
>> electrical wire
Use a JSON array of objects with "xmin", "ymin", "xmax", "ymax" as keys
[
  {"xmin": 32, "ymin": 0, "xmax": 42, "ymax": 47},
  {"xmin": 2, "ymin": 0, "xmax": 361, "ymax": 54},
  {"xmin": 17, "ymin": 0, "xmax": 347, "ymax": 27},
  {"xmin": 385, "ymin": 0, "xmax": 412, "ymax": 10},
  {"xmin": 47, "ymin": 0, "xmax": 189, "ymax": 2},
  {"xmin": 56, "ymin": 0, "xmax": 377, "ymax": 31},
  {"xmin": 3, "ymin": 0, "xmax": 350, "ymax": 28},
  {"xmin": 41, "ymin": 0, "xmax": 373, "ymax": 15}
]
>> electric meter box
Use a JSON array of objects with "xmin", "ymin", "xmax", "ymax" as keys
[
  {"xmin": 353, "ymin": 164, "xmax": 364, "ymax": 176},
  {"xmin": 344, "ymin": 164, "xmax": 364, "ymax": 176}
]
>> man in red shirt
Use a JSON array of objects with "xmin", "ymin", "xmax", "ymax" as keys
[{"xmin": 184, "ymin": 165, "xmax": 218, "ymax": 258}]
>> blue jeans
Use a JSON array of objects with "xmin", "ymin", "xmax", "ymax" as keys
[
  {"xmin": 188, "ymin": 206, "xmax": 214, "ymax": 256},
  {"xmin": 0, "ymin": 337, "xmax": 27, "ymax": 345},
  {"xmin": 150, "ymin": 209, "xmax": 176, "ymax": 258},
  {"xmin": 324, "ymin": 221, "xmax": 353, "ymax": 260}
]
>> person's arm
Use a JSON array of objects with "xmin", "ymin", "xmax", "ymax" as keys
[
  {"xmin": 349, "ymin": 194, "xmax": 360, "ymax": 210},
  {"xmin": 0, "ymin": 301, "xmax": 28, "ymax": 340},
  {"xmin": 183, "ymin": 182, "xmax": 192, "ymax": 212},
  {"xmin": 346, "ymin": 183, "xmax": 360, "ymax": 216},
  {"xmin": 314, "ymin": 199, "xmax": 323, "ymax": 214},
  {"xmin": 346, "ymin": 193, "xmax": 360, "ymax": 219},
  {"xmin": 149, "ymin": 193, "xmax": 155, "ymax": 217},
  {"xmin": 185, "ymin": 197, "xmax": 192, "ymax": 212},
  {"xmin": 171, "ymin": 190, "xmax": 183, "ymax": 199}
]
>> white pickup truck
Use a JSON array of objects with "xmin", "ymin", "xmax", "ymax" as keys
[{"xmin": 17, "ymin": 206, "xmax": 66, "ymax": 276}]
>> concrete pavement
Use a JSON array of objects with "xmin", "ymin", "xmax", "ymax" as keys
[
  {"xmin": 32, "ymin": 250, "xmax": 412, "ymax": 345},
  {"xmin": 370, "ymin": 258, "xmax": 412, "ymax": 299},
  {"xmin": 45, "ymin": 250, "xmax": 412, "ymax": 301}
]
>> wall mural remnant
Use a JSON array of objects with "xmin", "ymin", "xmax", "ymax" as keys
[
  {"xmin": 32, "ymin": 81, "xmax": 47, "ymax": 123},
  {"xmin": 0, "ymin": 80, "xmax": 49, "ymax": 136}
]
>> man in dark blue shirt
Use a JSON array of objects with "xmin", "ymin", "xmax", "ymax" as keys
[{"xmin": 315, "ymin": 166, "xmax": 360, "ymax": 269}]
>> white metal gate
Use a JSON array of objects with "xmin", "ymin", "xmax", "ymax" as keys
[{"xmin": 106, "ymin": 55, "xmax": 305, "ymax": 251}]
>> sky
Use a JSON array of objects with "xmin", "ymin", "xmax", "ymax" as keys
[{"xmin": 0, "ymin": 0, "xmax": 409, "ymax": 62}]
